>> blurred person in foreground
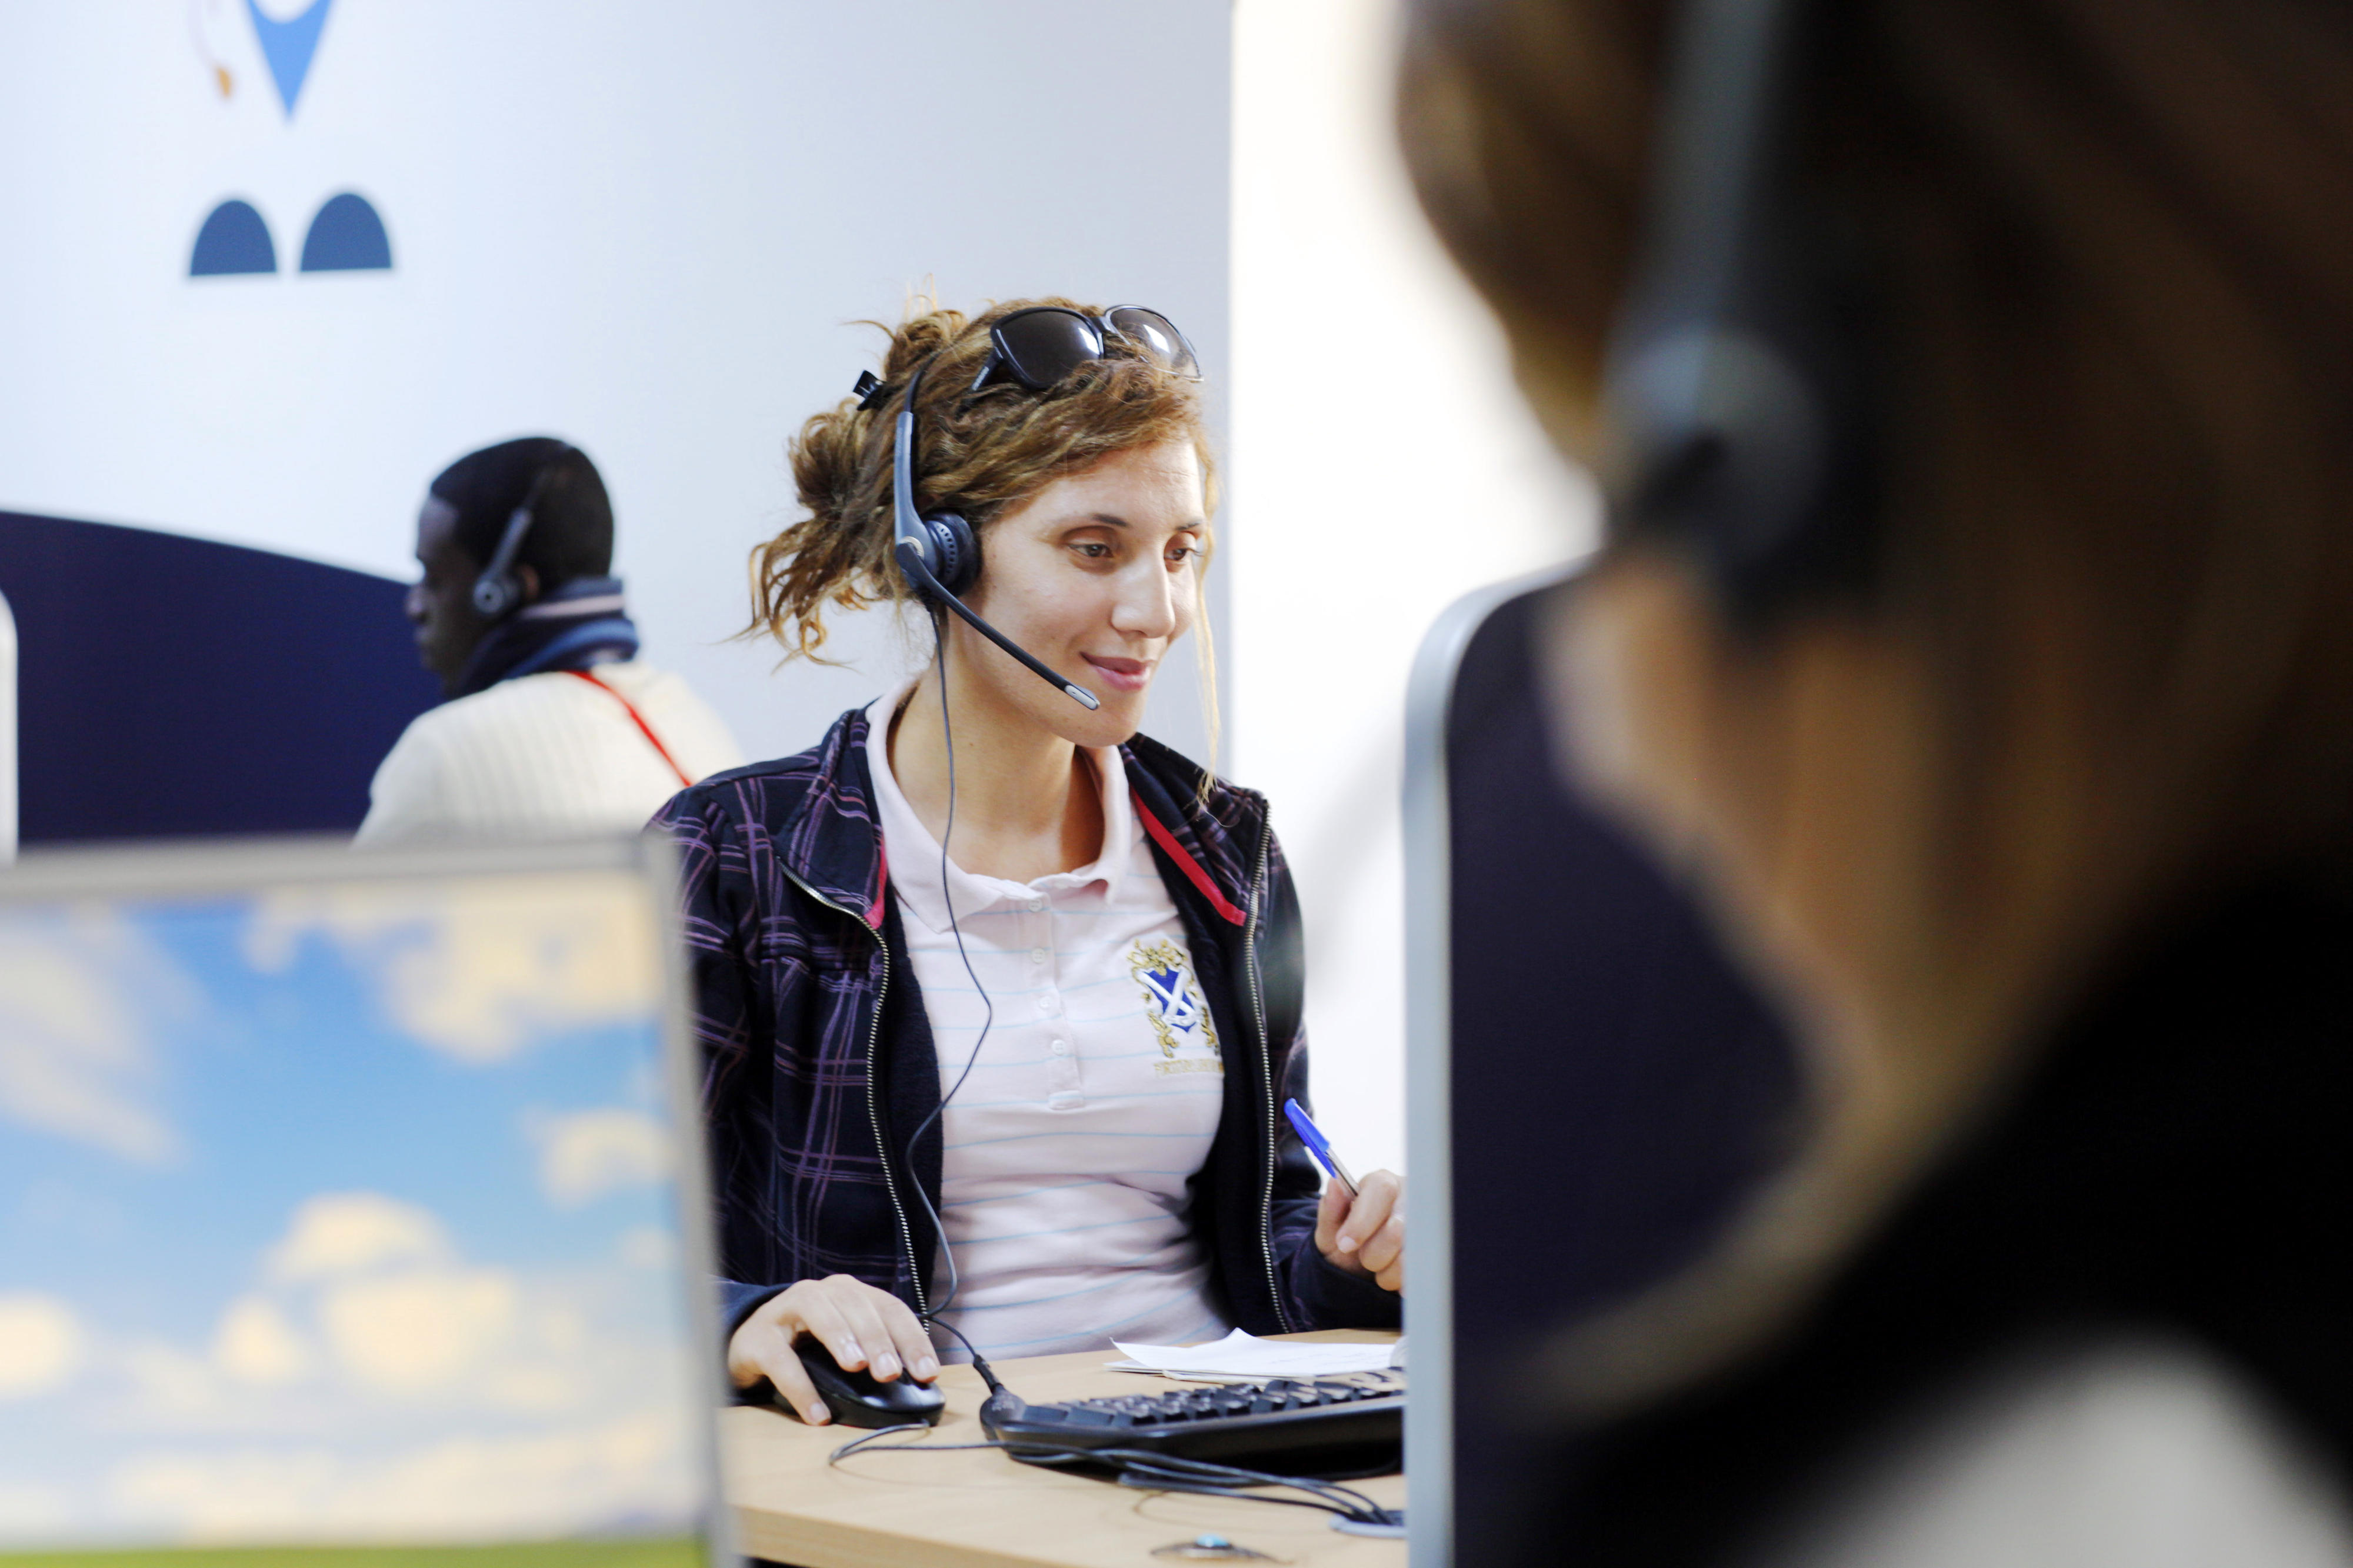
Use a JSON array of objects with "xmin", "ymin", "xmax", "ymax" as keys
[
  {"xmin": 358, "ymin": 436, "xmax": 741, "ymax": 845},
  {"xmin": 1403, "ymin": 0, "xmax": 2353, "ymax": 1561}
]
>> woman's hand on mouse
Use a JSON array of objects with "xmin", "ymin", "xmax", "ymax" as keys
[
  {"xmin": 728, "ymin": 1274, "xmax": 940, "ymax": 1426},
  {"xmin": 1315, "ymin": 1170, "xmax": 1405, "ymax": 1293}
]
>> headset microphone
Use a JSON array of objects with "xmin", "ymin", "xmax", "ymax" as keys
[{"xmin": 891, "ymin": 368, "xmax": 1100, "ymax": 711}]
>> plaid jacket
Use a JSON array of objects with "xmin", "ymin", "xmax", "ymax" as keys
[{"xmin": 652, "ymin": 705, "xmax": 1399, "ymax": 1340}]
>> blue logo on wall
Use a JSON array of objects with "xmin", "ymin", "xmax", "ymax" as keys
[
  {"xmin": 188, "ymin": 0, "xmax": 394, "ymax": 280},
  {"xmin": 244, "ymin": 0, "xmax": 331, "ymax": 118},
  {"xmin": 191, "ymin": 191, "xmax": 390, "ymax": 276}
]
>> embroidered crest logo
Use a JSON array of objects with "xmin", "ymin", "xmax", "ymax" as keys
[{"xmin": 1129, "ymin": 939, "xmax": 1220, "ymax": 1060}]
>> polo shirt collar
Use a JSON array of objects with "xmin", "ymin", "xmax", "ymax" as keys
[{"xmin": 863, "ymin": 685, "xmax": 1136, "ymax": 937}]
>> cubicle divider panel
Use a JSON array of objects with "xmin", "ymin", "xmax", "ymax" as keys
[{"xmin": 0, "ymin": 510, "xmax": 438, "ymax": 843}]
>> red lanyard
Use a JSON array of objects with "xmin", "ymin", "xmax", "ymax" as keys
[{"xmin": 565, "ymin": 669, "xmax": 692, "ymax": 788}]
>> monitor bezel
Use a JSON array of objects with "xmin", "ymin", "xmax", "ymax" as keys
[
  {"xmin": 0, "ymin": 832, "xmax": 736, "ymax": 1566},
  {"xmin": 1402, "ymin": 564, "xmax": 1579, "ymax": 1568}
]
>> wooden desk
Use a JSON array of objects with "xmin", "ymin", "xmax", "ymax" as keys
[{"xmin": 721, "ymin": 1330, "xmax": 1405, "ymax": 1568}]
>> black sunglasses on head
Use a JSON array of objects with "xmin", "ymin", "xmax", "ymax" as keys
[
  {"xmin": 965, "ymin": 304, "xmax": 1201, "ymax": 395},
  {"xmin": 851, "ymin": 305, "xmax": 1199, "ymax": 412}
]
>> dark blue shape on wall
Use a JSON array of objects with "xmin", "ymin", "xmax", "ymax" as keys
[
  {"xmin": 299, "ymin": 192, "xmax": 392, "ymax": 272},
  {"xmin": 0, "ymin": 511, "xmax": 440, "ymax": 842},
  {"xmin": 189, "ymin": 199, "xmax": 278, "ymax": 276}
]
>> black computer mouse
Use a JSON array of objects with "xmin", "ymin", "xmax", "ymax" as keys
[{"xmin": 788, "ymin": 1335, "xmax": 946, "ymax": 1429}]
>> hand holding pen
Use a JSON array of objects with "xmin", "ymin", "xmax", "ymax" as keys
[{"xmin": 1287, "ymin": 1099, "xmax": 1407, "ymax": 1295}]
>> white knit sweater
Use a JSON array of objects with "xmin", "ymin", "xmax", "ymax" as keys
[{"xmin": 354, "ymin": 663, "xmax": 743, "ymax": 846}]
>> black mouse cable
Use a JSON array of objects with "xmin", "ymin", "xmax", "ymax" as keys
[
  {"xmin": 1019, "ymin": 1447, "xmax": 1396, "ymax": 1525},
  {"xmin": 824, "ymin": 1427, "xmax": 1396, "ymax": 1528},
  {"xmin": 924, "ymin": 1314, "xmax": 1014, "ymax": 1412}
]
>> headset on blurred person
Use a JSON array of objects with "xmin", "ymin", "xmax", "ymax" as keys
[
  {"xmin": 1602, "ymin": 0, "xmax": 1876, "ymax": 620},
  {"xmin": 471, "ymin": 443, "xmax": 576, "ymax": 619}
]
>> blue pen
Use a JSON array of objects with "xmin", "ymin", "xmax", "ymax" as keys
[{"xmin": 1283, "ymin": 1098, "xmax": 1359, "ymax": 1196}]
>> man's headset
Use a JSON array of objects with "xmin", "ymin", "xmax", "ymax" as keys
[
  {"xmin": 471, "ymin": 444, "xmax": 574, "ymax": 620},
  {"xmin": 889, "ymin": 364, "xmax": 1101, "ymax": 711},
  {"xmin": 1601, "ymin": 0, "xmax": 1875, "ymax": 616}
]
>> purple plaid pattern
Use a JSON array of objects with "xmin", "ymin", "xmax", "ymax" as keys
[{"xmin": 654, "ymin": 712, "xmax": 909, "ymax": 1305}]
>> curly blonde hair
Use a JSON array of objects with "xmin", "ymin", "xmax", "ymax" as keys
[{"xmin": 751, "ymin": 298, "xmax": 1218, "ymax": 665}]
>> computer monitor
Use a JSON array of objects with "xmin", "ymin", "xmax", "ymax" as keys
[
  {"xmin": 0, "ymin": 835, "xmax": 729, "ymax": 1566},
  {"xmin": 1403, "ymin": 570, "xmax": 1801, "ymax": 1567}
]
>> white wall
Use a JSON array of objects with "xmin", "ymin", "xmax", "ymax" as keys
[
  {"xmin": 0, "ymin": 1, "xmax": 1229, "ymax": 765},
  {"xmin": 1229, "ymin": 0, "xmax": 1599, "ymax": 1177}
]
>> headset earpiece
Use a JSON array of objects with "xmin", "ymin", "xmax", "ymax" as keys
[
  {"xmin": 471, "ymin": 580, "xmax": 514, "ymax": 619},
  {"xmin": 1612, "ymin": 311, "xmax": 1868, "ymax": 613},
  {"xmin": 469, "ymin": 444, "xmax": 571, "ymax": 622},
  {"xmin": 915, "ymin": 510, "xmax": 980, "ymax": 599},
  {"xmin": 471, "ymin": 505, "xmax": 531, "ymax": 619},
  {"xmin": 471, "ymin": 578, "xmax": 518, "ymax": 618}
]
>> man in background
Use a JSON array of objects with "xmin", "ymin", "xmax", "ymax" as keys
[{"xmin": 356, "ymin": 436, "xmax": 741, "ymax": 845}]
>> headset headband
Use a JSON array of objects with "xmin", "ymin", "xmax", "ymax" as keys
[{"xmin": 1604, "ymin": 0, "xmax": 1875, "ymax": 615}]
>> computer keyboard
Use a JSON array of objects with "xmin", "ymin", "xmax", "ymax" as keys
[{"xmin": 979, "ymin": 1370, "xmax": 1404, "ymax": 1476}]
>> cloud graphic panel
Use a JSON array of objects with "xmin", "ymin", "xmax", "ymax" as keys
[{"xmin": 0, "ymin": 850, "xmax": 709, "ymax": 1559}]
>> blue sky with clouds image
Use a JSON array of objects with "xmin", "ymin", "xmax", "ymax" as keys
[{"xmin": 0, "ymin": 870, "xmax": 706, "ymax": 1547}]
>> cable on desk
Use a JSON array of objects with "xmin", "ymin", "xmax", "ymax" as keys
[
  {"xmin": 826, "ymin": 1424, "xmax": 1002, "ymax": 1463},
  {"xmin": 1027, "ymin": 1448, "xmax": 1394, "ymax": 1527},
  {"xmin": 835, "ymin": 1320, "xmax": 1399, "ymax": 1530},
  {"xmin": 923, "ymin": 1316, "xmax": 991, "ymax": 1376},
  {"xmin": 825, "ymin": 1428, "xmax": 1397, "ymax": 1529}
]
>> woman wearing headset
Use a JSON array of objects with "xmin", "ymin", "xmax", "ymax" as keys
[
  {"xmin": 655, "ymin": 299, "xmax": 1403, "ymax": 1426},
  {"xmin": 1402, "ymin": 0, "xmax": 2353, "ymax": 1558}
]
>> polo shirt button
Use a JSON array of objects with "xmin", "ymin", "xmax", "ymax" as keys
[
  {"xmin": 1028, "ymin": 899, "xmax": 1046, "ymax": 913},
  {"xmin": 1031, "ymin": 947, "xmax": 1050, "ymax": 964},
  {"xmin": 1034, "ymin": 992, "xmax": 1057, "ymax": 1013},
  {"xmin": 1051, "ymin": 1039, "xmax": 1070, "ymax": 1057}
]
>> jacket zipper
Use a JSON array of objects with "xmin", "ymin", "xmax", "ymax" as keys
[
  {"xmin": 1239, "ymin": 816, "xmax": 1295, "ymax": 1333},
  {"xmin": 779, "ymin": 865, "xmax": 929, "ymax": 1320}
]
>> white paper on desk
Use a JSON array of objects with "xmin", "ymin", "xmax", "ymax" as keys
[{"xmin": 1108, "ymin": 1328, "xmax": 1401, "ymax": 1379}]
